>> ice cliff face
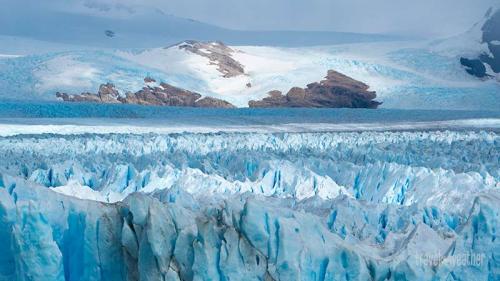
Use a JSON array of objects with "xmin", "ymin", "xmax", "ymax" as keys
[{"xmin": 0, "ymin": 130, "xmax": 499, "ymax": 280}]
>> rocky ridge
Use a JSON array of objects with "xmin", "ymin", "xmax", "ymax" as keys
[
  {"xmin": 56, "ymin": 78, "xmax": 236, "ymax": 108},
  {"xmin": 0, "ymin": 130, "xmax": 498, "ymax": 280},
  {"xmin": 249, "ymin": 70, "xmax": 381, "ymax": 108},
  {"xmin": 178, "ymin": 40, "xmax": 245, "ymax": 78}
]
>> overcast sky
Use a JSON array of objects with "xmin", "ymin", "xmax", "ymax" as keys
[
  {"xmin": 149, "ymin": 0, "xmax": 497, "ymax": 37},
  {"xmin": 2, "ymin": 0, "xmax": 498, "ymax": 38}
]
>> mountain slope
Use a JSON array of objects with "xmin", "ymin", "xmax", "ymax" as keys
[
  {"xmin": 0, "ymin": 1, "xmax": 393, "ymax": 54},
  {"xmin": 0, "ymin": 128, "xmax": 499, "ymax": 280},
  {"xmin": 1, "ymin": 39, "xmax": 499, "ymax": 110}
]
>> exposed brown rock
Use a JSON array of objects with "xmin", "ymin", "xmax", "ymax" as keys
[
  {"xmin": 56, "ymin": 78, "xmax": 236, "ymax": 108},
  {"xmin": 178, "ymin": 40, "xmax": 245, "ymax": 78},
  {"xmin": 144, "ymin": 77, "xmax": 156, "ymax": 83},
  {"xmin": 248, "ymin": 70, "xmax": 381, "ymax": 108},
  {"xmin": 97, "ymin": 83, "xmax": 121, "ymax": 103},
  {"xmin": 194, "ymin": 96, "xmax": 236, "ymax": 108},
  {"xmin": 121, "ymin": 83, "xmax": 202, "ymax": 106}
]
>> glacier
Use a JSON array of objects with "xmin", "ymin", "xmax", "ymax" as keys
[{"xmin": 0, "ymin": 121, "xmax": 499, "ymax": 280}]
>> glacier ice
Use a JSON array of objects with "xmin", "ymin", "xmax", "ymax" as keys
[{"xmin": 0, "ymin": 129, "xmax": 499, "ymax": 280}]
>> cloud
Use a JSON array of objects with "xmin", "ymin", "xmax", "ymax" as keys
[
  {"xmin": 147, "ymin": 0, "xmax": 497, "ymax": 37},
  {"xmin": 1, "ymin": 0, "xmax": 497, "ymax": 38}
]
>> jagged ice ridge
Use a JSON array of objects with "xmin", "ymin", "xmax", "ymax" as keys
[{"xmin": 0, "ymin": 130, "xmax": 499, "ymax": 280}]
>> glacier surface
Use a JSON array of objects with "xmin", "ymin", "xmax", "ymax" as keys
[{"xmin": 0, "ymin": 124, "xmax": 499, "ymax": 280}]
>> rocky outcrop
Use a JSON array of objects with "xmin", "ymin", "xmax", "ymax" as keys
[
  {"xmin": 56, "ymin": 83, "xmax": 121, "ymax": 104},
  {"xmin": 56, "ymin": 78, "xmax": 236, "ymax": 108},
  {"xmin": 193, "ymin": 96, "xmax": 235, "ymax": 108},
  {"xmin": 461, "ymin": 7, "xmax": 500, "ymax": 78},
  {"xmin": 460, "ymin": 58, "xmax": 488, "ymax": 78},
  {"xmin": 119, "ymin": 82, "xmax": 203, "ymax": 106},
  {"xmin": 249, "ymin": 70, "xmax": 381, "ymax": 108},
  {"xmin": 178, "ymin": 40, "xmax": 245, "ymax": 78}
]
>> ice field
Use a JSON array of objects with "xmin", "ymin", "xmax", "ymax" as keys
[{"xmin": 0, "ymin": 110, "xmax": 499, "ymax": 280}]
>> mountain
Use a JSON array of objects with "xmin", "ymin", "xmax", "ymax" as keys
[
  {"xmin": 431, "ymin": 7, "xmax": 500, "ymax": 81},
  {"xmin": 1, "ymin": 39, "xmax": 499, "ymax": 110}
]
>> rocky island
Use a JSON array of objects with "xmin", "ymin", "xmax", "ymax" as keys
[
  {"xmin": 56, "ymin": 78, "xmax": 236, "ymax": 108},
  {"xmin": 249, "ymin": 70, "xmax": 381, "ymax": 108},
  {"xmin": 56, "ymin": 70, "xmax": 381, "ymax": 109}
]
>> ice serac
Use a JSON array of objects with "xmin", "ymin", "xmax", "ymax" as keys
[
  {"xmin": 0, "ymin": 130, "xmax": 499, "ymax": 280},
  {"xmin": 249, "ymin": 70, "xmax": 381, "ymax": 108}
]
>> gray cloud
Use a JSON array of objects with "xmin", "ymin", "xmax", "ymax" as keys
[
  {"xmin": 147, "ymin": 0, "xmax": 498, "ymax": 37},
  {"xmin": 156, "ymin": 0, "xmax": 499, "ymax": 37},
  {"xmin": 1, "ymin": 0, "xmax": 498, "ymax": 38}
]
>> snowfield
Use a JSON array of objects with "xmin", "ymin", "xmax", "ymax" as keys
[{"xmin": 0, "ymin": 120, "xmax": 499, "ymax": 280}]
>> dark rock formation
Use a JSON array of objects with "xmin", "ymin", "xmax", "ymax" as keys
[
  {"xmin": 56, "ymin": 78, "xmax": 236, "ymax": 108},
  {"xmin": 97, "ymin": 83, "xmax": 121, "ymax": 103},
  {"xmin": 178, "ymin": 40, "xmax": 245, "ymax": 78},
  {"xmin": 481, "ymin": 8, "xmax": 500, "ymax": 73},
  {"xmin": 249, "ymin": 70, "xmax": 381, "ymax": 108},
  {"xmin": 57, "ymin": 83, "xmax": 121, "ymax": 104},
  {"xmin": 119, "ymin": 82, "xmax": 203, "ymax": 106},
  {"xmin": 460, "ymin": 57, "xmax": 488, "ymax": 78},
  {"xmin": 194, "ymin": 96, "xmax": 235, "ymax": 108}
]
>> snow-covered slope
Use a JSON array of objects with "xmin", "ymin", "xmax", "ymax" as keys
[
  {"xmin": 1, "ymin": 40, "xmax": 500, "ymax": 109},
  {"xmin": 0, "ymin": 127, "xmax": 498, "ymax": 280},
  {"xmin": 431, "ymin": 6, "xmax": 500, "ymax": 81}
]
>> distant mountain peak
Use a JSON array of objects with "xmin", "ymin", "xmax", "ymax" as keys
[{"xmin": 432, "ymin": 7, "xmax": 500, "ymax": 80}]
